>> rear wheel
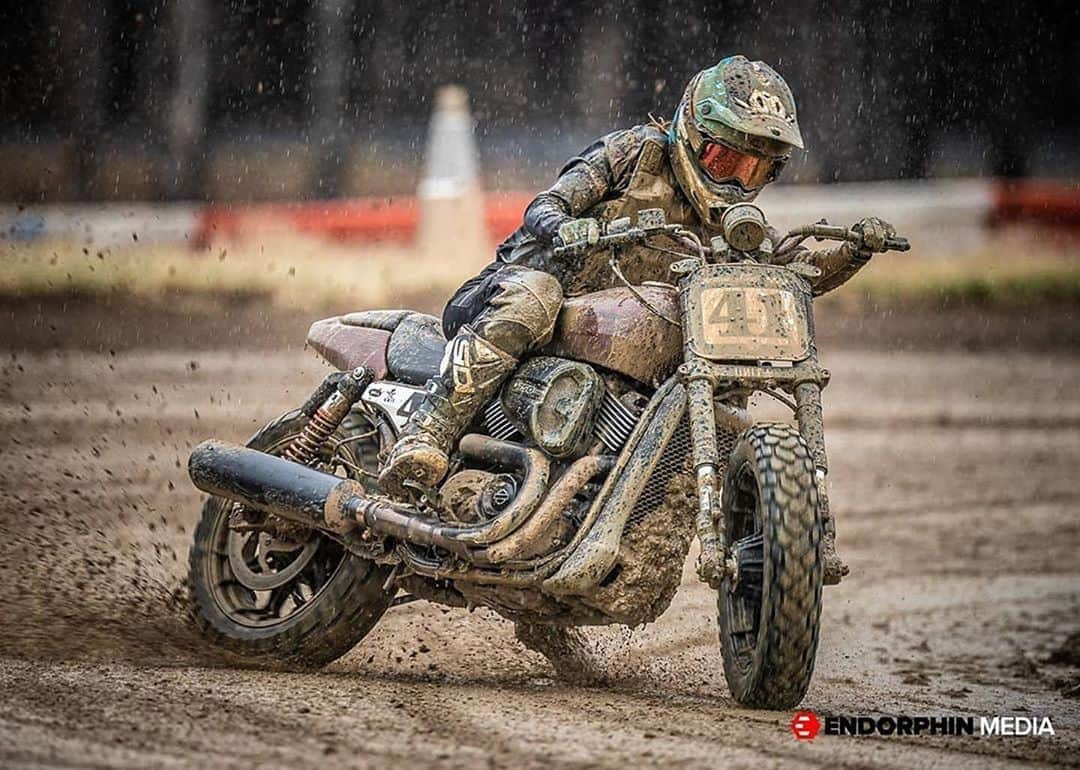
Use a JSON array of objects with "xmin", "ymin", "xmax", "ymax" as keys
[
  {"xmin": 189, "ymin": 409, "xmax": 394, "ymax": 666},
  {"xmin": 717, "ymin": 422, "xmax": 823, "ymax": 709}
]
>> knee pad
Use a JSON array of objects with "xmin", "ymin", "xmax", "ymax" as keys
[{"xmin": 474, "ymin": 269, "xmax": 564, "ymax": 355}]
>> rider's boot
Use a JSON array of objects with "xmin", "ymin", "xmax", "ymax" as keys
[
  {"xmin": 378, "ymin": 266, "xmax": 563, "ymax": 499},
  {"xmin": 378, "ymin": 326, "xmax": 518, "ymax": 498}
]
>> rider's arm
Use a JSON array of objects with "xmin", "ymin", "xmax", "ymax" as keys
[
  {"xmin": 806, "ymin": 244, "xmax": 872, "ymax": 295},
  {"xmin": 768, "ymin": 227, "xmax": 871, "ymax": 296},
  {"xmin": 522, "ymin": 128, "xmax": 646, "ymax": 243}
]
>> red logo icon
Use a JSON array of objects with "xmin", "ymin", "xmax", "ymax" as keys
[{"xmin": 791, "ymin": 710, "xmax": 821, "ymax": 741}]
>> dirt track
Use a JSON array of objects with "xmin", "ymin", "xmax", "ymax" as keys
[{"xmin": 2, "ymin": 341, "xmax": 1079, "ymax": 767}]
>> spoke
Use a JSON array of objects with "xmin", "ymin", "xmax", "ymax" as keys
[
  {"xmin": 276, "ymin": 594, "xmax": 298, "ymax": 619},
  {"xmin": 295, "ymin": 581, "xmax": 315, "ymax": 603},
  {"xmin": 251, "ymin": 589, "xmax": 272, "ymax": 612},
  {"xmin": 729, "ymin": 598, "xmax": 756, "ymax": 635}
]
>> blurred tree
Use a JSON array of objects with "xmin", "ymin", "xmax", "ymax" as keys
[
  {"xmin": 1, "ymin": 0, "xmax": 1079, "ymax": 200},
  {"xmin": 310, "ymin": 0, "xmax": 350, "ymax": 196},
  {"xmin": 168, "ymin": 0, "xmax": 209, "ymax": 197}
]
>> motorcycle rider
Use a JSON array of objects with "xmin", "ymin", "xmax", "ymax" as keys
[{"xmin": 379, "ymin": 55, "xmax": 897, "ymax": 581}]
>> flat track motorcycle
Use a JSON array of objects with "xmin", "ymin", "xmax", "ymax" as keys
[{"xmin": 187, "ymin": 205, "xmax": 908, "ymax": 708}]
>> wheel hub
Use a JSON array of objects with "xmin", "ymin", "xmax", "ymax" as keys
[{"xmin": 227, "ymin": 529, "xmax": 319, "ymax": 591}]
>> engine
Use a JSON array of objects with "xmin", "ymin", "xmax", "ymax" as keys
[
  {"xmin": 483, "ymin": 356, "xmax": 640, "ymax": 457},
  {"xmin": 502, "ymin": 358, "xmax": 603, "ymax": 457},
  {"xmin": 437, "ymin": 356, "xmax": 641, "ymax": 529}
]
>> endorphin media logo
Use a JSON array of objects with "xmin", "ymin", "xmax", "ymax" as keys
[{"xmin": 790, "ymin": 711, "xmax": 1056, "ymax": 741}]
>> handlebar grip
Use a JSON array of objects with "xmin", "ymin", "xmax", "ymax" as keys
[
  {"xmin": 553, "ymin": 228, "xmax": 647, "ymax": 257},
  {"xmin": 788, "ymin": 224, "xmax": 859, "ymax": 242}
]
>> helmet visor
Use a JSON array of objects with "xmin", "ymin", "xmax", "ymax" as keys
[{"xmin": 698, "ymin": 140, "xmax": 783, "ymax": 190}]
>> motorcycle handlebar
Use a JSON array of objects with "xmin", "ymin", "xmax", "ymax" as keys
[
  {"xmin": 786, "ymin": 224, "xmax": 911, "ymax": 253},
  {"xmin": 552, "ymin": 227, "xmax": 651, "ymax": 258},
  {"xmin": 553, "ymin": 220, "xmax": 911, "ymax": 258}
]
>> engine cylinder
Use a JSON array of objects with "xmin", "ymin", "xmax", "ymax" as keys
[{"xmin": 501, "ymin": 357, "xmax": 604, "ymax": 458}]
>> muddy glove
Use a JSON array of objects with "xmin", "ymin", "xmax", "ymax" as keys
[
  {"xmin": 851, "ymin": 217, "xmax": 897, "ymax": 255},
  {"xmin": 556, "ymin": 217, "xmax": 601, "ymax": 248}
]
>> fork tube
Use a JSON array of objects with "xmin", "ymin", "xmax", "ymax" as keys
[
  {"xmin": 794, "ymin": 381, "xmax": 833, "ymax": 540},
  {"xmin": 686, "ymin": 373, "xmax": 725, "ymax": 585},
  {"xmin": 793, "ymin": 381, "xmax": 828, "ymax": 474}
]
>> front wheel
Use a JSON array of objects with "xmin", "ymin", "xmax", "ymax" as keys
[
  {"xmin": 188, "ymin": 409, "xmax": 394, "ymax": 666},
  {"xmin": 717, "ymin": 422, "xmax": 823, "ymax": 709}
]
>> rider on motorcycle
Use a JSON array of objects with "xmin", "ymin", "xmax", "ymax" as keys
[{"xmin": 379, "ymin": 55, "xmax": 897, "ymax": 579}]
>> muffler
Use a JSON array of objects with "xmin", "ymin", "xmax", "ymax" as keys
[
  {"xmin": 188, "ymin": 434, "xmax": 550, "ymax": 558},
  {"xmin": 189, "ymin": 439, "xmax": 369, "ymax": 535}
]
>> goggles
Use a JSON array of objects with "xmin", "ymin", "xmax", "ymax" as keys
[{"xmin": 698, "ymin": 140, "xmax": 785, "ymax": 190}]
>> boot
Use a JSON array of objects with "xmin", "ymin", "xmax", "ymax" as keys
[{"xmin": 379, "ymin": 326, "xmax": 517, "ymax": 499}]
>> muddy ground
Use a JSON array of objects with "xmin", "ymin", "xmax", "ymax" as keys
[{"xmin": 1, "ymin": 300, "xmax": 1079, "ymax": 768}]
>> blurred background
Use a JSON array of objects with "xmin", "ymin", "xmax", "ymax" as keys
[
  {"xmin": 1, "ymin": 0, "xmax": 1078, "ymax": 348},
  {"xmin": 2, "ymin": 0, "xmax": 1079, "ymax": 200},
  {"xmin": 5, "ymin": 6, "xmax": 1080, "ymax": 762}
]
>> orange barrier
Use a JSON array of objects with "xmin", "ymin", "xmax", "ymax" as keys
[
  {"xmin": 193, "ymin": 193, "xmax": 535, "ymax": 248},
  {"xmin": 194, "ymin": 197, "xmax": 417, "ymax": 247},
  {"xmin": 484, "ymin": 192, "xmax": 535, "ymax": 243},
  {"xmin": 991, "ymin": 179, "xmax": 1080, "ymax": 227}
]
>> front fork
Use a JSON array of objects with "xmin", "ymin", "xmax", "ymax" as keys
[
  {"xmin": 683, "ymin": 362, "xmax": 832, "ymax": 587},
  {"xmin": 686, "ymin": 372, "xmax": 725, "ymax": 587},
  {"xmin": 682, "ymin": 360, "xmax": 751, "ymax": 588},
  {"xmin": 792, "ymin": 380, "xmax": 835, "ymax": 544}
]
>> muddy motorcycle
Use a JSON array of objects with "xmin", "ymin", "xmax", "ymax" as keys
[{"xmin": 187, "ymin": 205, "xmax": 908, "ymax": 708}]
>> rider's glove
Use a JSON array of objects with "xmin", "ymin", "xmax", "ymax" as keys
[
  {"xmin": 852, "ymin": 217, "xmax": 897, "ymax": 255},
  {"xmin": 556, "ymin": 217, "xmax": 601, "ymax": 248}
]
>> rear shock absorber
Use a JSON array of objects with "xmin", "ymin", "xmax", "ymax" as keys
[{"xmin": 284, "ymin": 367, "xmax": 373, "ymax": 466}]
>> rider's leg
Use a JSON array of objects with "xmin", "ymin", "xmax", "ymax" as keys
[{"xmin": 378, "ymin": 266, "xmax": 563, "ymax": 498}]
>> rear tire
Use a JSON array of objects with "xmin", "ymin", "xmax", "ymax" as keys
[
  {"xmin": 189, "ymin": 410, "xmax": 394, "ymax": 666},
  {"xmin": 717, "ymin": 422, "xmax": 823, "ymax": 709}
]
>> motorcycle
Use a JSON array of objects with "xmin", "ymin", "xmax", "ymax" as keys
[{"xmin": 186, "ymin": 205, "xmax": 908, "ymax": 708}]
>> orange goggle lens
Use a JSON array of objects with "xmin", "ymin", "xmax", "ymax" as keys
[{"xmin": 698, "ymin": 141, "xmax": 781, "ymax": 189}]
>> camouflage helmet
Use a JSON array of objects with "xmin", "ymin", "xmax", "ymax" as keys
[{"xmin": 669, "ymin": 56, "xmax": 804, "ymax": 225}]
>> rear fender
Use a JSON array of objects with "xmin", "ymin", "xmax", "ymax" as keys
[{"xmin": 307, "ymin": 317, "xmax": 390, "ymax": 377}]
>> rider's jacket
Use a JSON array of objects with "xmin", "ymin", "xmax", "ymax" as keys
[{"xmin": 495, "ymin": 124, "xmax": 868, "ymax": 297}]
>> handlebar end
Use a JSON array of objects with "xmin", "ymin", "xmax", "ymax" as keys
[{"xmin": 885, "ymin": 236, "xmax": 911, "ymax": 252}]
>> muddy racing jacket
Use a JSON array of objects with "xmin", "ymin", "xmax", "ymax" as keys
[{"xmin": 494, "ymin": 124, "xmax": 868, "ymax": 297}]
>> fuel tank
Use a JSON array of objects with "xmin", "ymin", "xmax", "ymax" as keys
[{"xmin": 543, "ymin": 285, "xmax": 682, "ymax": 386}]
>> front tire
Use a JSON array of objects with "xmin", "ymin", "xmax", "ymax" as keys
[
  {"xmin": 717, "ymin": 422, "xmax": 823, "ymax": 709},
  {"xmin": 189, "ymin": 410, "xmax": 394, "ymax": 666}
]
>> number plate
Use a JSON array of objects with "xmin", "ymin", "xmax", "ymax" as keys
[{"xmin": 690, "ymin": 285, "xmax": 811, "ymax": 361}]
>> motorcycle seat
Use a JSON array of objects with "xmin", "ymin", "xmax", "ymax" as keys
[{"xmin": 342, "ymin": 310, "xmax": 446, "ymax": 387}]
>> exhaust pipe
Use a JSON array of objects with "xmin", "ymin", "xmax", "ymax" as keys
[
  {"xmin": 188, "ymin": 434, "xmax": 550, "ymax": 557},
  {"xmin": 188, "ymin": 440, "xmax": 366, "ymax": 534},
  {"xmin": 189, "ymin": 439, "xmax": 477, "ymax": 557}
]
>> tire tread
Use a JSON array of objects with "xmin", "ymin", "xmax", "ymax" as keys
[{"xmin": 718, "ymin": 422, "xmax": 823, "ymax": 709}]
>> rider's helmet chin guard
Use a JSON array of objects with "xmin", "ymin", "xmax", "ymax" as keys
[{"xmin": 669, "ymin": 56, "xmax": 805, "ymax": 228}]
